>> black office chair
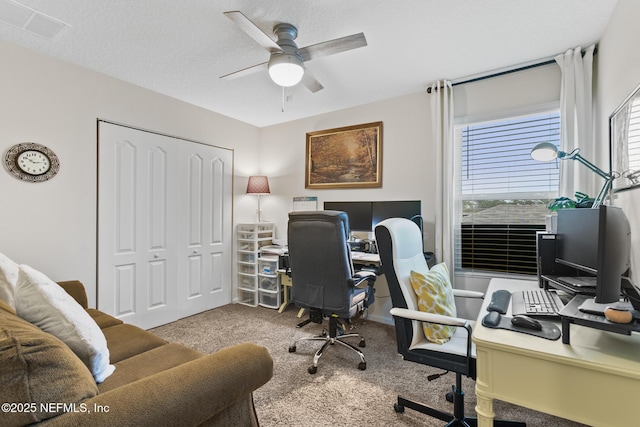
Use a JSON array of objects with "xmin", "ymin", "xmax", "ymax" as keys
[
  {"xmin": 375, "ymin": 218, "xmax": 525, "ymax": 427},
  {"xmin": 287, "ymin": 211, "xmax": 376, "ymax": 374}
]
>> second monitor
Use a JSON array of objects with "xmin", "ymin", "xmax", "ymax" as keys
[{"xmin": 323, "ymin": 200, "xmax": 421, "ymax": 232}]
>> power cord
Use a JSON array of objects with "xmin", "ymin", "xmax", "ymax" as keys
[{"xmin": 427, "ymin": 370, "xmax": 449, "ymax": 381}]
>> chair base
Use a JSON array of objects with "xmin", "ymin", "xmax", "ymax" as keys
[
  {"xmin": 289, "ymin": 315, "xmax": 366, "ymax": 374},
  {"xmin": 394, "ymin": 375, "xmax": 526, "ymax": 427},
  {"xmin": 394, "ymin": 396, "xmax": 526, "ymax": 427}
]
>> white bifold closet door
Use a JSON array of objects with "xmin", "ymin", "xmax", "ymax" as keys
[{"xmin": 98, "ymin": 122, "xmax": 232, "ymax": 329}]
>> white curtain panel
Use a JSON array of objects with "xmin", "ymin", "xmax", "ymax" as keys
[
  {"xmin": 555, "ymin": 44, "xmax": 596, "ymax": 199},
  {"xmin": 431, "ymin": 80, "xmax": 454, "ymax": 276}
]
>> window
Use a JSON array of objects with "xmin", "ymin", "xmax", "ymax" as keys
[
  {"xmin": 455, "ymin": 110, "xmax": 560, "ymax": 275},
  {"xmin": 626, "ymin": 96, "xmax": 640, "ymax": 176}
]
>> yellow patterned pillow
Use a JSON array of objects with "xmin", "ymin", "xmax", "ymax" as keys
[{"xmin": 409, "ymin": 263, "xmax": 457, "ymax": 344}]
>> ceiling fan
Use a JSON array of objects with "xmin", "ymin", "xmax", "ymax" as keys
[{"xmin": 220, "ymin": 11, "xmax": 367, "ymax": 92}]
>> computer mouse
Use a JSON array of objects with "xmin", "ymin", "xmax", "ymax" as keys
[{"xmin": 511, "ymin": 315, "xmax": 543, "ymax": 331}]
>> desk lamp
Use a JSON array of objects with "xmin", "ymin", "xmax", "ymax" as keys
[
  {"xmin": 246, "ymin": 175, "xmax": 270, "ymax": 222},
  {"xmin": 530, "ymin": 142, "xmax": 614, "ymax": 208}
]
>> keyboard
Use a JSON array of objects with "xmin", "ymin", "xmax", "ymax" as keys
[{"xmin": 511, "ymin": 289, "xmax": 565, "ymax": 317}]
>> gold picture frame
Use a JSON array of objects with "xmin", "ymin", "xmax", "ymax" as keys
[{"xmin": 305, "ymin": 121, "xmax": 382, "ymax": 189}]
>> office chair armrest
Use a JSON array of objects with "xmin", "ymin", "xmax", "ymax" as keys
[
  {"xmin": 390, "ymin": 307, "xmax": 468, "ymax": 327},
  {"xmin": 350, "ymin": 270, "xmax": 377, "ymax": 287},
  {"xmin": 452, "ymin": 289, "xmax": 484, "ymax": 299},
  {"xmin": 354, "ymin": 270, "xmax": 376, "ymax": 279}
]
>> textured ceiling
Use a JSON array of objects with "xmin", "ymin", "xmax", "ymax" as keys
[{"xmin": 0, "ymin": 0, "xmax": 618, "ymax": 127}]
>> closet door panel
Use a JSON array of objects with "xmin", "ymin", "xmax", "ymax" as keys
[
  {"xmin": 115, "ymin": 264, "xmax": 136, "ymax": 316},
  {"xmin": 187, "ymin": 254, "xmax": 203, "ymax": 298},
  {"xmin": 115, "ymin": 141, "xmax": 136, "ymax": 254},
  {"xmin": 99, "ymin": 123, "xmax": 179, "ymax": 329},
  {"xmin": 147, "ymin": 259, "xmax": 167, "ymax": 309},
  {"xmin": 178, "ymin": 144, "xmax": 232, "ymax": 317},
  {"xmin": 209, "ymin": 252, "xmax": 224, "ymax": 293}
]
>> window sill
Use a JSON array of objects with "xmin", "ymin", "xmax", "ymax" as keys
[{"xmin": 454, "ymin": 269, "xmax": 535, "ymax": 281}]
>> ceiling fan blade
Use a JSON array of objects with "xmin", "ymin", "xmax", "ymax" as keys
[
  {"xmin": 298, "ymin": 33, "xmax": 367, "ymax": 62},
  {"xmin": 220, "ymin": 62, "xmax": 268, "ymax": 80},
  {"xmin": 300, "ymin": 67, "xmax": 324, "ymax": 93},
  {"xmin": 224, "ymin": 11, "xmax": 281, "ymax": 53}
]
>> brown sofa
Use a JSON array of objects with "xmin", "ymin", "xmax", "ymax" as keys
[{"xmin": 0, "ymin": 280, "xmax": 273, "ymax": 426}]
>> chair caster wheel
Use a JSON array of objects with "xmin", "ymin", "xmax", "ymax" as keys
[
  {"xmin": 358, "ymin": 338, "xmax": 366, "ymax": 348},
  {"xmin": 308, "ymin": 365, "xmax": 317, "ymax": 374},
  {"xmin": 358, "ymin": 361, "xmax": 366, "ymax": 370},
  {"xmin": 446, "ymin": 391, "xmax": 453, "ymax": 403},
  {"xmin": 288, "ymin": 346, "xmax": 296, "ymax": 353},
  {"xmin": 394, "ymin": 403, "xmax": 404, "ymax": 413}
]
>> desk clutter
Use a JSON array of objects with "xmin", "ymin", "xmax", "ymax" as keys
[
  {"xmin": 558, "ymin": 293, "xmax": 640, "ymax": 344},
  {"xmin": 482, "ymin": 311, "xmax": 562, "ymax": 340},
  {"xmin": 486, "ymin": 286, "xmax": 640, "ymax": 344}
]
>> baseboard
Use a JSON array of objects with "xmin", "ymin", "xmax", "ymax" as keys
[{"xmin": 367, "ymin": 312, "xmax": 394, "ymax": 326}]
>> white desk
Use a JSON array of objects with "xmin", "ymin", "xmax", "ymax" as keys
[{"xmin": 473, "ymin": 278, "xmax": 640, "ymax": 427}]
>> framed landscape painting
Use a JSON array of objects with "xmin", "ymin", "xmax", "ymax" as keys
[{"xmin": 305, "ymin": 121, "xmax": 382, "ymax": 189}]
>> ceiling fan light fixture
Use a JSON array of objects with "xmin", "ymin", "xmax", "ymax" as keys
[{"xmin": 268, "ymin": 53, "xmax": 304, "ymax": 87}]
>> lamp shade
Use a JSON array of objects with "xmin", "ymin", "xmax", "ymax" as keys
[
  {"xmin": 246, "ymin": 176, "xmax": 270, "ymax": 194},
  {"xmin": 268, "ymin": 53, "xmax": 304, "ymax": 87},
  {"xmin": 530, "ymin": 142, "xmax": 559, "ymax": 161}
]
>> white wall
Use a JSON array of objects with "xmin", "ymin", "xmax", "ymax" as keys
[
  {"xmin": 596, "ymin": 0, "xmax": 640, "ymax": 282},
  {"xmin": 0, "ymin": 40, "xmax": 260, "ymax": 307}
]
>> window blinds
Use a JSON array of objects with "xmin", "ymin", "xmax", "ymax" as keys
[
  {"xmin": 456, "ymin": 111, "xmax": 560, "ymax": 275},
  {"xmin": 461, "ymin": 112, "xmax": 560, "ymax": 199},
  {"xmin": 628, "ymin": 98, "xmax": 640, "ymax": 173}
]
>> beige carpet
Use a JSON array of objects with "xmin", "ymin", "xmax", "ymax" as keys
[{"xmin": 151, "ymin": 304, "xmax": 589, "ymax": 427}]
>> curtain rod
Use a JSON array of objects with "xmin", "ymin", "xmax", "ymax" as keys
[
  {"xmin": 426, "ymin": 58, "xmax": 555, "ymax": 93},
  {"xmin": 427, "ymin": 46, "xmax": 597, "ymax": 94}
]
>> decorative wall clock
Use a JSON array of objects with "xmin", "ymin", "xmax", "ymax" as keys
[{"xmin": 4, "ymin": 142, "xmax": 60, "ymax": 182}]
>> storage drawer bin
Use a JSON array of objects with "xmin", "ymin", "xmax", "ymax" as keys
[
  {"xmin": 259, "ymin": 289, "xmax": 283, "ymax": 309},
  {"xmin": 258, "ymin": 257, "xmax": 279, "ymax": 274},
  {"xmin": 258, "ymin": 274, "xmax": 278, "ymax": 291},
  {"xmin": 237, "ymin": 224, "xmax": 258, "ymax": 233},
  {"xmin": 238, "ymin": 263, "xmax": 256, "ymax": 275},
  {"xmin": 238, "ymin": 273, "xmax": 257, "ymax": 290},
  {"xmin": 238, "ymin": 252, "xmax": 256, "ymax": 263},
  {"xmin": 238, "ymin": 289, "xmax": 258, "ymax": 307},
  {"xmin": 237, "ymin": 241, "xmax": 257, "ymax": 251}
]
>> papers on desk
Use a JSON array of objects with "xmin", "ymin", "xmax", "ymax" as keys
[
  {"xmin": 260, "ymin": 245, "xmax": 287, "ymax": 256},
  {"xmin": 351, "ymin": 251, "xmax": 380, "ymax": 263},
  {"xmin": 292, "ymin": 196, "xmax": 318, "ymax": 211}
]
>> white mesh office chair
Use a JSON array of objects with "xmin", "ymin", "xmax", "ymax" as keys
[{"xmin": 375, "ymin": 218, "xmax": 525, "ymax": 427}]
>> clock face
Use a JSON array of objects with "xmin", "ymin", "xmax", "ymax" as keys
[
  {"xmin": 4, "ymin": 143, "xmax": 60, "ymax": 182},
  {"xmin": 17, "ymin": 150, "xmax": 51, "ymax": 175}
]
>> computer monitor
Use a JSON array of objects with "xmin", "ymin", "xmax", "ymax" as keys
[
  {"xmin": 371, "ymin": 200, "xmax": 422, "ymax": 229},
  {"xmin": 556, "ymin": 205, "xmax": 631, "ymax": 305},
  {"xmin": 323, "ymin": 201, "xmax": 372, "ymax": 232}
]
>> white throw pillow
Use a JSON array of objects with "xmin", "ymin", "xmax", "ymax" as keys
[
  {"xmin": 0, "ymin": 252, "xmax": 19, "ymax": 310},
  {"xmin": 15, "ymin": 264, "xmax": 115, "ymax": 383}
]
